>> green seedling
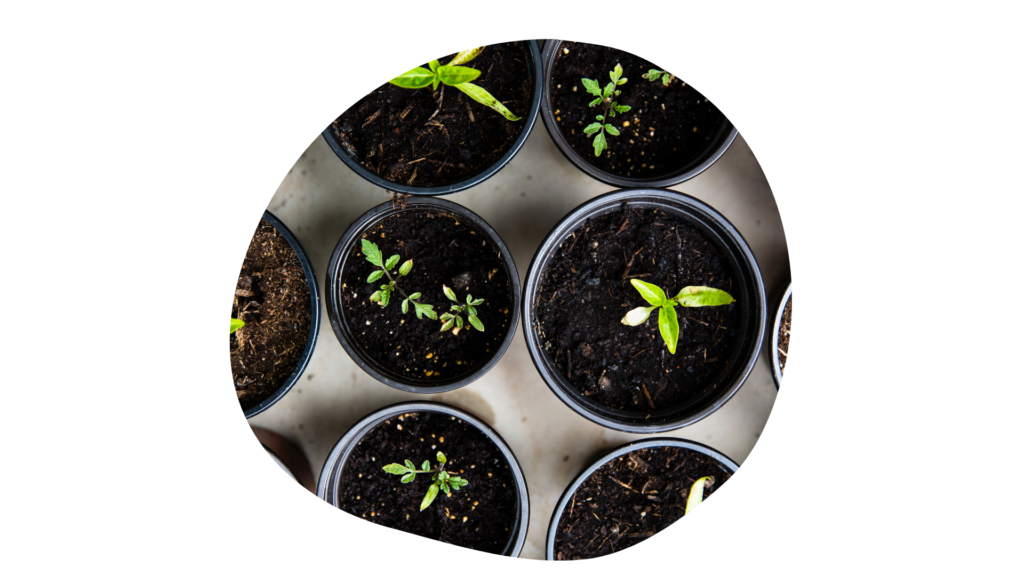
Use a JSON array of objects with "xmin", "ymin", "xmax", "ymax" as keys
[
  {"xmin": 383, "ymin": 451, "xmax": 469, "ymax": 511},
  {"xmin": 621, "ymin": 279, "xmax": 735, "ymax": 354},
  {"xmin": 230, "ymin": 318, "xmax": 245, "ymax": 334},
  {"xmin": 361, "ymin": 239, "xmax": 436, "ymax": 320},
  {"xmin": 440, "ymin": 285, "xmax": 484, "ymax": 334},
  {"xmin": 389, "ymin": 46, "xmax": 521, "ymax": 121},
  {"xmin": 684, "ymin": 476, "xmax": 714, "ymax": 515},
  {"xmin": 642, "ymin": 68, "xmax": 674, "ymax": 86},
  {"xmin": 581, "ymin": 63, "xmax": 631, "ymax": 157}
]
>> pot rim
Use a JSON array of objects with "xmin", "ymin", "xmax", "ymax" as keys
[
  {"xmin": 322, "ymin": 40, "xmax": 543, "ymax": 196},
  {"xmin": 770, "ymin": 282, "xmax": 792, "ymax": 390},
  {"xmin": 316, "ymin": 401, "xmax": 530, "ymax": 557},
  {"xmin": 242, "ymin": 210, "xmax": 321, "ymax": 418},
  {"xmin": 521, "ymin": 188, "xmax": 766, "ymax": 432},
  {"xmin": 539, "ymin": 39, "xmax": 738, "ymax": 189},
  {"xmin": 325, "ymin": 197, "xmax": 521, "ymax": 393},
  {"xmin": 545, "ymin": 436, "xmax": 739, "ymax": 561}
]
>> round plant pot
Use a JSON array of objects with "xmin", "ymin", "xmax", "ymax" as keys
[
  {"xmin": 240, "ymin": 211, "xmax": 321, "ymax": 419},
  {"xmin": 317, "ymin": 401, "xmax": 530, "ymax": 557},
  {"xmin": 322, "ymin": 40, "xmax": 543, "ymax": 196},
  {"xmin": 545, "ymin": 437, "xmax": 738, "ymax": 561},
  {"xmin": 539, "ymin": 40, "xmax": 738, "ymax": 188},
  {"xmin": 770, "ymin": 282, "xmax": 792, "ymax": 390},
  {"xmin": 325, "ymin": 197, "xmax": 520, "ymax": 393},
  {"xmin": 522, "ymin": 189, "xmax": 766, "ymax": 433}
]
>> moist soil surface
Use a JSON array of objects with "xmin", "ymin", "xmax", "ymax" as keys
[
  {"xmin": 554, "ymin": 446, "xmax": 731, "ymax": 560},
  {"xmin": 329, "ymin": 42, "xmax": 534, "ymax": 188},
  {"xmin": 778, "ymin": 296, "xmax": 792, "ymax": 375},
  {"xmin": 340, "ymin": 209, "xmax": 513, "ymax": 384},
  {"xmin": 549, "ymin": 41, "xmax": 728, "ymax": 180},
  {"xmin": 230, "ymin": 220, "xmax": 312, "ymax": 411},
  {"xmin": 337, "ymin": 411, "xmax": 519, "ymax": 554},
  {"xmin": 534, "ymin": 205, "xmax": 740, "ymax": 412}
]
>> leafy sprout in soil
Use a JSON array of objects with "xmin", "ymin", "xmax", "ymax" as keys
[
  {"xmin": 581, "ymin": 63, "xmax": 631, "ymax": 157},
  {"xmin": 230, "ymin": 318, "xmax": 245, "ymax": 334},
  {"xmin": 440, "ymin": 285, "xmax": 485, "ymax": 334},
  {"xmin": 389, "ymin": 46, "xmax": 521, "ymax": 122},
  {"xmin": 383, "ymin": 451, "xmax": 469, "ymax": 511},
  {"xmin": 362, "ymin": 239, "xmax": 437, "ymax": 320},
  {"xmin": 684, "ymin": 476, "xmax": 713, "ymax": 515},
  {"xmin": 621, "ymin": 279, "xmax": 735, "ymax": 354},
  {"xmin": 642, "ymin": 68, "xmax": 674, "ymax": 86}
]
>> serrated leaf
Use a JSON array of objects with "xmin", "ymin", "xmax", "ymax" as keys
[
  {"xmin": 385, "ymin": 254, "xmax": 399, "ymax": 270},
  {"xmin": 369, "ymin": 290, "xmax": 382, "ymax": 302},
  {"xmin": 380, "ymin": 289, "xmax": 390, "ymax": 307},
  {"xmin": 615, "ymin": 105, "xmax": 631, "ymax": 113},
  {"xmin": 422, "ymin": 461, "xmax": 430, "ymax": 471},
  {"xmin": 440, "ymin": 482, "xmax": 450, "ymax": 495},
  {"xmin": 659, "ymin": 305, "xmax": 679, "ymax": 354},
  {"xmin": 673, "ymin": 286, "xmax": 736, "ymax": 307},
  {"xmin": 389, "ymin": 67, "xmax": 436, "ymax": 89},
  {"xmin": 437, "ymin": 64, "xmax": 481, "ymax": 86},
  {"xmin": 419, "ymin": 304, "xmax": 437, "ymax": 320},
  {"xmin": 450, "ymin": 46, "xmax": 485, "ymax": 65},
  {"xmin": 621, "ymin": 306, "xmax": 657, "ymax": 326},
  {"xmin": 581, "ymin": 77, "xmax": 601, "ymax": 96},
  {"xmin": 455, "ymin": 316, "xmax": 463, "ymax": 329},
  {"xmin": 467, "ymin": 315, "xmax": 484, "ymax": 332},
  {"xmin": 398, "ymin": 259, "xmax": 413, "ymax": 276},
  {"xmin": 453, "ymin": 82, "xmax": 520, "ymax": 121},
  {"xmin": 441, "ymin": 319, "xmax": 454, "ymax": 332},
  {"xmin": 685, "ymin": 476, "xmax": 712, "ymax": 515},
  {"xmin": 437, "ymin": 452, "xmax": 446, "ymax": 464},
  {"xmin": 589, "ymin": 97, "xmax": 603, "ymax": 107},
  {"xmin": 630, "ymin": 279, "xmax": 667, "ymax": 306},
  {"xmin": 230, "ymin": 318, "xmax": 245, "ymax": 334},
  {"xmin": 583, "ymin": 122, "xmax": 602, "ymax": 134},
  {"xmin": 471, "ymin": 298, "xmax": 484, "ymax": 305},
  {"xmin": 367, "ymin": 270, "xmax": 384, "ymax": 283},
  {"xmin": 401, "ymin": 472, "xmax": 416, "ymax": 483},
  {"xmin": 451, "ymin": 477, "xmax": 468, "ymax": 489},
  {"xmin": 421, "ymin": 483, "xmax": 439, "ymax": 511},
  {"xmin": 593, "ymin": 131, "xmax": 607, "ymax": 156},
  {"xmin": 663, "ymin": 74, "xmax": 671, "ymax": 86},
  {"xmin": 613, "ymin": 63, "xmax": 623, "ymax": 79},
  {"xmin": 402, "ymin": 299, "xmax": 409, "ymax": 314},
  {"xmin": 383, "ymin": 463, "xmax": 409, "ymax": 475},
  {"xmin": 443, "ymin": 285, "xmax": 457, "ymax": 301},
  {"xmin": 605, "ymin": 124, "xmax": 620, "ymax": 136},
  {"xmin": 603, "ymin": 82, "xmax": 615, "ymax": 97},
  {"xmin": 415, "ymin": 306, "xmax": 423, "ymax": 319},
  {"xmin": 645, "ymin": 69, "xmax": 662, "ymax": 81},
  {"xmin": 405, "ymin": 459, "xmax": 415, "ymax": 470},
  {"xmin": 440, "ymin": 313, "xmax": 453, "ymax": 321},
  {"xmin": 361, "ymin": 239, "xmax": 384, "ymax": 267}
]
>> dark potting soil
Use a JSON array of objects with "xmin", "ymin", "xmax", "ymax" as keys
[
  {"xmin": 779, "ymin": 297, "xmax": 792, "ymax": 375},
  {"xmin": 329, "ymin": 42, "xmax": 534, "ymax": 188},
  {"xmin": 230, "ymin": 220, "xmax": 312, "ymax": 411},
  {"xmin": 337, "ymin": 411, "xmax": 519, "ymax": 554},
  {"xmin": 549, "ymin": 41, "xmax": 728, "ymax": 179},
  {"xmin": 553, "ymin": 446, "xmax": 731, "ymax": 560},
  {"xmin": 339, "ymin": 210, "xmax": 512, "ymax": 383},
  {"xmin": 534, "ymin": 205, "xmax": 740, "ymax": 412}
]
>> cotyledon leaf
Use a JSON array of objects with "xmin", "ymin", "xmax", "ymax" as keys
[
  {"xmin": 453, "ymin": 82, "xmax": 521, "ymax": 121},
  {"xmin": 685, "ymin": 476, "xmax": 713, "ymax": 515},
  {"xmin": 673, "ymin": 286, "xmax": 736, "ymax": 307}
]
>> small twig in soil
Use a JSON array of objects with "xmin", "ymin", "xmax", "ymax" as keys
[
  {"xmin": 362, "ymin": 109, "xmax": 381, "ymax": 127},
  {"xmin": 642, "ymin": 385, "xmax": 655, "ymax": 409},
  {"xmin": 427, "ymin": 85, "xmax": 445, "ymax": 122},
  {"xmin": 608, "ymin": 477, "xmax": 638, "ymax": 493}
]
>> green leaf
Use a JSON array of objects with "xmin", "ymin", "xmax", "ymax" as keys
[
  {"xmin": 402, "ymin": 299, "xmax": 409, "ymax": 314},
  {"xmin": 437, "ymin": 64, "xmax": 481, "ymax": 86},
  {"xmin": 589, "ymin": 97, "xmax": 603, "ymax": 107},
  {"xmin": 605, "ymin": 124, "xmax": 620, "ymax": 136},
  {"xmin": 450, "ymin": 46, "xmax": 485, "ymax": 65},
  {"xmin": 405, "ymin": 459, "xmax": 415, "ymax": 470},
  {"xmin": 581, "ymin": 77, "xmax": 601, "ymax": 96},
  {"xmin": 673, "ymin": 286, "xmax": 736, "ymax": 307},
  {"xmin": 593, "ymin": 131, "xmax": 607, "ymax": 156},
  {"xmin": 436, "ymin": 452, "xmax": 447, "ymax": 464},
  {"xmin": 419, "ymin": 304, "xmax": 437, "ymax": 320},
  {"xmin": 440, "ymin": 482, "xmax": 451, "ymax": 495},
  {"xmin": 369, "ymin": 290, "xmax": 383, "ymax": 302},
  {"xmin": 595, "ymin": 114, "xmax": 604, "ymax": 121},
  {"xmin": 428, "ymin": 60, "xmax": 440, "ymax": 73},
  {"xmin": 380, "ymin": 289, "xmax": 390, "ymax": 307},
  {"xmin": 385, "ymin": 254, "xmax": 399, "ymax": 270},
  {"xmin": 230, "ymin": 318, "xmax": 245, "ymax": 334},
  {"xmin": 659, "ymin": 305, "xmax": 679, "ymax": 354},
  {"xmin": 466, "ymin": 305, "xmax": 476, "ymax": 316},
  {"xmin": 361, "ymin": 239, "xmax": 384, "ymax": 267},
  {"xmin": 621, "ymin": 306, "xmax": 657, "ymax": 326},
  {"xmin": 440, "ymin": 319, "xmax": 454, "ymax": 332},
  {"xmin": 663, "ymin": 74, "xmax": 671, "ymax": 86},
  {"xmin": 615, "ymin": 105, "xmax": 631, "ymax": 113},
  {"xmin": 409, "ymin": 292, "xmax": 421, "ymax": 300},
  {"xmin": 450, "ymin": 477, "xmax": 468, "ymax": 490},
  {"xmin": 440, "ymin": 313, "xmax": 453, "ymax": 321},
  {"xmin": 421, "ymin": 483, "xmax": 439, "ymax": 511},
  {"xmin": 645, "ymin": 69, "xmax": 662, "ymax": 81},
  {"xmin": 383, "ymin": 463, "xmax": 409, "ymax": 475},
  {"xmin": 401, "ymin": 472, "xmax": 416, "ymax": 483},
  {"xmin": 367, "ymin": 270, "xmax": 384, "ymax": 283},
  {"xmin": 471, "ymin": 298, "xmax": 484, "ymax": 305},
  {"xmin": 455, "ymin": 316, "xmax": 463, "ymax": 329},
  {"xmin": 398, "ymin": 259, "xmax": 413, "ymax": 276},
  {"xmin": 422, "ymin": 461, "xmax": 430, "ymax": 471},
  {"xmin": 467, "ymin": 315, "xmax": 484, "ymax": 332},
  {"xmin": 453, "ymin": 82, "xmax": 520, "ymax": 121},
  {"xmin": 685, "ymin": 476, "xmax": 712, "ymax": 515},
  {"xmin": 617, "ymin": 77, "xmax": 627, "ymax": 86},
  {"xmin": 443, "ymin": 285, "xmax": 457, "ymax": 301},
  {"xmin": 603, "ymin": 82, "xmax": 615, "ymax": 97},
  {"xmin": 630, "ymin": 279, "xmax": 667, "ymax": 306},
  {"xmin": 389, "ymin": 66, "xmax": 436, "ymax": 89}
]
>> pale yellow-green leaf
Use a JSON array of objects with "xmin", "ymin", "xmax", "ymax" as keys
[
  {"xmin": 453, "ymin": 82, "xmax": 521, "ymax": 121},
  {"xmin": 389, "ymin": 66, "xmax": 435, "ymax": 89},
  {"xmin": 621, "ymin": 306, "xmax": 656, "ymax": 326},
  {"xmin": 673, "ymin": 286, "xmax": 736, "ymax": 307},
  {"xmin": 685, "ymin": 476, "xmax": 713, "ymax": 515},
  {"xmin": 659, "ymin": 306, "xmax": 679, "ymax": 354},
  {"xmin": 630, "ymin": 279, "xmax": 667, "ymax": 306},
  {"xmin": 437, "ymin": 64, "xmax": 481, "ymax": 86},
  {"xmin": 450, "ymin": 46, "xmax": 485, "ymax": 65}
]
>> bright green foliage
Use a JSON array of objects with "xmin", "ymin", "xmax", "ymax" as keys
[
  {"xmin": 581, "ymin": 64, "xmax": 631, "ymax": 156},
  {"xmin": 362, "ymin": 239, "xmax": 436, "ymax": 320},
  {"xmin": 642, "ymin": 68, "xmax": 673, "ymax": 86},
  {"xmin": 382, "ymin": 451, "xmax": 469, "ymax": 511},
  {"xmin": 439, "ymin": 285, "xmax": 485, "ymax": 333},
  {"xmin": 389, "ymin": 47, "xmax": 521, "ymax": 121},
  {"xmin": 230, "ymin": 318, "xmax": 245, "ymax": 334},
  {"xmin": 684, "ymin": 476, "xmax": 713, "ymax": 515},
  {"xmin": 621, "ymin": 279, "xmax": 735, "ymax": 354}
]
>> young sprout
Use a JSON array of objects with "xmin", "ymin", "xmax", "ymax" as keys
[
  {"xmin": 642, "ymin": 68, "xmax": 674, "ymax": 86},
  {"xmin": 439, "ymin": 285, "xmax": 484, "ymax": 334},
  {"xmin": 389, "ymin": 46, "xmax": 521, "ymax": 121},
  {"xmin": 230, "ymin": 318, "xmax": 245, "ymax": 334},
  {"xmin": 581, "ymin": 64, "xmax": 631, "ymax": 157},
  {"xmin": 361, "ymin": 239, "xmax": 436, "ymax": 320},
  {"xmin": 382, "ymin": 451, "xmax": 469, "ymax": 511},
  {"xmin": 621, "ymin": 279, "xmax": 735, "ymax": 353},
  {"xmin": 684, "ymin": 476, "xmax": 714, "ymax": 515}
]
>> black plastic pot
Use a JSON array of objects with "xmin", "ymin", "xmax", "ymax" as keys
[
  {"xmin": 322, "ymin": 40, "xmax": 543, "ymax": 196},
  {"xmin": 325, "ymin": 197, "xmax": 520, "ymax": 393},
  {"xmin": 242, "ymin": 211, "xmax": 321, "ymax": 419},
  {"xmin": 770, "ymin": 282, "xmax": 792, "ymax": 390},
  {"xmin": 522, "ymin": 189, "xmax": 766, "ymax": 433},
  {"xmin": 545, "ymin": 437, "xmax": 738, "ymax": 561},
  {"xmin": 539, "ymin": 40, "xmax": 738, "ymax": 188},
  {"xmin": 317, "ymin": 401, "xmax": 530, "ymax": 557}
]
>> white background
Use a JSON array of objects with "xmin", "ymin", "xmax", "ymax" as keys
[{"xmin": 2, "ymin": 1, "xmax": 1021, "ymax": 573}]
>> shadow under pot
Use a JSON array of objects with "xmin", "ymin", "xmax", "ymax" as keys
[
  {"xmin": 317, "ymin": 402, "xmax": 530, "ymax": 557},
  {"xmin": 540, "ymin": 40, "xmax": 737, "ymax": 188},
  {"xmin": 230, "ymin": 210, "xmax": 321, "ymax": 418},
  {"xmin": 770, "ymin": 283, "xmax": 793, "ymax": 390},
  {"xmin": 325, "ymin": 197, "xmax": 520, "ymax": 392},
  {"xmin": 322, "ymin": 40, "xmax": 543, "ymax": 196},
  {"xmin": 522, "ymin": 189, "xmax": 766, "ymax": 433},
  {"xmin": 251, "ymin": 426, "xmax": 316, "ymax": 493},
  {"xmin": 546, "ymin": 437, "xmax": 738, "ymax": 560}
]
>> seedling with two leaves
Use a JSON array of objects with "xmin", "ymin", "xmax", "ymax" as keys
[
  {"xmin": 581, "ymin": 64, "xmax": 631, "ymax": 157},
  {"xmin": 389, "ymin": 46, "xmax": 521, "ymax": 121},
  {"xmin": 362, "ymin": 239, "xmax": 437, "ymax": 320},
  {"xmin": 621, "ymin": 279, "xmax": 735, "ymax": 353},
  {"xmin": 383, "ymin": 451, "xmax": 469, "ymax": 511},
  {"xmin": 440, "ymin": 285, "xmax": 484, "ymax": 334},
  {"xmin": 642, "ymin": 68, "xmax": 674, "ymax": 86}
]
